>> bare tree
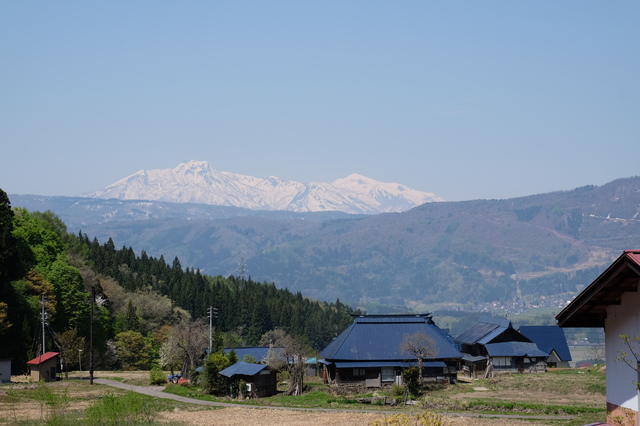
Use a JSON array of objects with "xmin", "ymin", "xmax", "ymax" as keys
[
  {"xmin": 400, "ymin": 331, "xmax": 437, "ymax": 383},
  {"xmin": 164, "ymin": 315, "xmax": 209, "ymax": 377},
  {"xmin": 616, "ymin": 334, "xmax": 640, "ymax": 390},
  {"xmin": 55, "ymin": 329, "xmax": 85, "ymax": 379},
  {"xmin": 261, "ymin": 329, "xmax": 309, "ymax": 395},
  {"xmin": 590, "ymin": 343, "xmax": 605, "ymax": 365}
]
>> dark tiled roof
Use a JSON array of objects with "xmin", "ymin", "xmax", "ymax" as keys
[
  {"xmin": 333, "ymin": 360, "xmax": 448, "ymax": 369},
  {"xmin": 455, "ymin": 317, "xmax": 512, "ymax": 345},
  {"xmin": 219, "ymin": 362, "xmax": 268, "ymax": 378},
  {"xmin": 320, "ymin": 314, "xmax": 462, "ymax": 361},
  {"xmin": 519, "ymin": 326, "xmax": 572, "ymax": 361},
  {"xmin": 484, "ymin": 341, "xmax": 549, "ymax": 358}
]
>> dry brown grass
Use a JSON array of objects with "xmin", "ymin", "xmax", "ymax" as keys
[
  {"xmin": 0, "ymin": 370, "xmax": 603, "ymax": 425},
  {"xmin": 157, "ymin": 407, "xmax": 546, "ymax": 426}
]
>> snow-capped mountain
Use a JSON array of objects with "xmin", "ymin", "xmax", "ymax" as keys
[{"xmin": 83, "ymin": 160, "xmax": 443, "ymax": 214}]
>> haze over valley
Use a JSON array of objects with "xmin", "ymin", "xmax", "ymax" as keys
[{"xmin": 12, "ymin": 165, "xmax": 640, "ymax": 314}]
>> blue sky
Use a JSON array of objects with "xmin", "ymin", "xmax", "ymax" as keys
[{"xmin": 1, "ymin": 2, "xmax": 638, "ymax": 201}]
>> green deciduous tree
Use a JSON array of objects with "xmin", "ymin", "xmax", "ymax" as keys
[
  {"xmin": 203, "ymin": 352, "xmax": 231, "ymax": 395},
  {"xmin": 46, "ymin": 260, "xmax": 89, "ymax": 332},
  {"xmin": 114, "ymin": 330, "xmax": 152, "ymax": 370}
]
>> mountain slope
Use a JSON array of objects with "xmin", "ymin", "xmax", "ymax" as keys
[
  {"xmin": 12, "ymin": 176, "xmax": 640, "ymax": 312},
  {"xmin": 83, "ymin": 160, "xmax": 443, "ymax": 214}
]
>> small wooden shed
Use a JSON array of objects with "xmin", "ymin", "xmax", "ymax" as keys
[
  {"xmin": 27, "ymin": 352, "xmax": 59, "ymax": 382},
  {"xmin": 219, "ymin": 362, "xmax": 277, "ymax": 398}
]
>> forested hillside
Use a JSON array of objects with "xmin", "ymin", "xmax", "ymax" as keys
[
  {"xmin": 13, "ymin": 176, "xmax": 640, "ymax": 312},
  {"xmin": 0, "ymin": 189, "xmax": 359, "ymax": 374}
]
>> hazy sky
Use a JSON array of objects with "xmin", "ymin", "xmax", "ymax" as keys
[{"xmin": 1, "ymin": 2, "xmax": 638, "ymax": 202}]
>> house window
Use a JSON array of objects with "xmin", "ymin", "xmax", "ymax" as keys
[
  {"xmin": 381, "ymin": 367, "xmax": 394, "ymax": 382},
  {"xmin": 494, "ymin": 357, "xmax": 511, "ymax": 367},
  {"xmin": 353, "ymin": 368, "xmax": 365, "ymax": 377}
]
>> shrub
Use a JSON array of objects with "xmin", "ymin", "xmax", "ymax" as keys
[
  {"xmin": 85, "ymin": 391, "xmax": 157, "ymax": 424},
  {"xmin": 403, "ymin": 367, "xmax": 421, "ymax": 396},
  {"xmin": 149, "ymin": 365, "xmax": 166, "ymax": 385},
  {"xmin": 391, "ymin": 385, "xmax": 406, "ymax": 397}
]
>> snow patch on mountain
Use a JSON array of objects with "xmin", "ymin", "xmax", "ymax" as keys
[{"xmin": 84, "ymin": 160, "xmax": 443, "ymax": 214}]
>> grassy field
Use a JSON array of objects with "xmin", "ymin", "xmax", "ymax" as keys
[{"xmin": 0, "ymin": 367, "xmax": 607, "ymax": 425}]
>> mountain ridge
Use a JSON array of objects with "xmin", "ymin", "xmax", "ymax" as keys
[
  {"xmin": 11, "ymin": 175, "xmax": 640, "ymax": 312},
  {"xmin": 83, "ymin": 160, "xmax": 443, "ymax": 214}
]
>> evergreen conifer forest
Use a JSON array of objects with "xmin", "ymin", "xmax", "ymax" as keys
[{"xmin": 0, "ymin": 189, "xmax": 360, "ymax": 375}]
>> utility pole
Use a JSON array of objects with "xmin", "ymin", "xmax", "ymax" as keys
[
  {"xmin": 207, "ymin": 306, "xmax": 218, "ymax": 354},
  {"xmin": 41, "ymin": 296, "xmax": 47, "ymax": 356}
]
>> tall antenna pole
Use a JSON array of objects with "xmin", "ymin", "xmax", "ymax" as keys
[
  {"xmin": 238, "ymin": 257, "xmax": 247, "ymax": 283},
  {"xmin": 89, "ymin": 286, "xmax": 94, "ymax": 385}
]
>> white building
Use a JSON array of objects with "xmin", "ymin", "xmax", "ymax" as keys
[
  {"xmin": 0, "ymin": 359, "xmax": 10, "ymax": 383},
  {"xmin": 557, "ymin": 250, "xmax": 640, "ymax": 426}
]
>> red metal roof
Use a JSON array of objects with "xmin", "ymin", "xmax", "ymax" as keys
[
  {"xmin": 27, "ymin": 352, "xmax": 59, "ymax": 365},
  {"xmin": 556, "ymin": 250, "xmax": 640, "ymax": 328}
]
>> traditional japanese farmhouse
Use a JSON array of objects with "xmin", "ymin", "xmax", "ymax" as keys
[
  {"xmin": 26, "ymin": 352, "xmax": 59, "ymax": 382},
  {"xmin": 519, "ymin": 325, "xmax": 572, "ymax": 368},
  {"xmin": 556, "ymin": 250, "xmax": 640, "ymax": 426},
  {"xmin": 319, "ymin": 314, "xmax": 461, "ymax": 387},
  {"xmin": 456, "ymin": 318, "xmax": 548, "ymax": 378},
  {"xmin": 219, "ymin": 361, "xmax": 278, "ymax": 397}
]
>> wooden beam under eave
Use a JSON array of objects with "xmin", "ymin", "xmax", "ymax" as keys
[{"xmin": 585, "ymin": 300, "xmax": 621, "ymax": 306}]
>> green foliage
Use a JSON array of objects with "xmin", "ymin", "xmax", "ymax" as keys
[
  {"xmin": 71, "ymin": 231, "xmax": 360, "ymax": 351},
  {"xmin": 242, "ymin": 354, "xmax": 257, "ymax": 363},
  {"xmin": 0, "ymin": 188, "xmax": 21, "ymax": 282},
  {"xmin": 203, "ymin": 352, "xmax": 231, "ymax": 396},
  {"xmin": 114, "ymin": 331, "xmax": 153, "ymax": 370},
  {"xmin": 46, "ymin": 260, "xmax": 89, "ymax": 332},
  {"xmin": 12, "ymin": 208, "xmax": 64, "ymax": 269},
  {"xmin": 227, "ymin": 348, "xmax": 238, "ymax": 365},
  {"xmin": 149, "ymin": 365, "xmax": 166, "ymax": 385},
  {"xmin": 84, "ymin": 391, "xmax": 159, "ymax": 425},
  {"xmin": 33, "ymin": 381, "xmax": 71, "ymax": 423},
  {"xmin": 402, "ymin": 366, "xmax": 421, "ymax": 396},
  {"xmin": 391, "ymin": 384, "xmax": 405, "ymax": 397}
]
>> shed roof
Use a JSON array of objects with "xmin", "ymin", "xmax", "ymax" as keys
[
  {"xmin": 27, "ymin": 352, "xmax": 59, "ymax": 365},
  {"xmin": 219, "ymin": 362, "xmax": 268, "ymax": 378},
  {"xmin": 320, "ymin": 314, "xmax": 462, "ymax": 362},
  {"xmin": 556, "ymin": 250, "xmax": 640, "ymax": 328},
  {"xmin": 455, "ymin": 317, "xmax": 512, "ymax": 345},
  {"xmin": 519, "ymin": 325, "xmax": 572, "ymax": 361},
  {"xmin": 484, "ymin": 341, "xmax": 549, "ymax": 358}
]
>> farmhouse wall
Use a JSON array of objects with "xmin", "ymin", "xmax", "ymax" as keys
[{"xmin": 605, "ymin": 290, "xmax": 639, "ymax": 425}]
